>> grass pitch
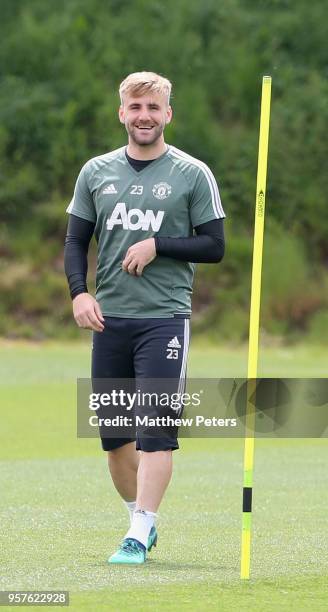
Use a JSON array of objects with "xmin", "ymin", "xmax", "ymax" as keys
[{"xmin": 0, "ymin": 340, "xmax": 327, "ymax": 611}]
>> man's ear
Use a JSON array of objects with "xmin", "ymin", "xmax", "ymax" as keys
[
  {"xmin": 166, "ymin": 105, "xmax": 173, "ymax": 124},
  {"xmin": 118, "ymin": 106, "xmax": 125, "ymax": 124}
]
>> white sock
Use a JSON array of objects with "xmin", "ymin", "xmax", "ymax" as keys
[
  {"xmin": 123, "ymin": 500, "xmax": 136, "ymax": 525},
  {"xmin": 124, "ymin": 509, "xmax": 157, "ymax": 548}
]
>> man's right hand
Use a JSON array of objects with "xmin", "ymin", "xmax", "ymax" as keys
[{"xmin": 72, "ymin": 293, "xmax": 105, "ymax": 332}]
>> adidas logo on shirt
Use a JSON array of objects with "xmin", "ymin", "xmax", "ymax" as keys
[
  {"xmin": 167, "ymin": 336, "xmax": 181, "ymax": 349},
  {"xmin": 102, "ymin": 183, "xmax": 117, "ymax": 194}
]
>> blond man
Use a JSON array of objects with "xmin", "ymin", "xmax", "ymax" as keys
[{"xmin": 65, "ymin": 72, "xmax": 225, "ymax": 564}]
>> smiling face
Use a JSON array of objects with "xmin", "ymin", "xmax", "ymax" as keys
[{"xmin": 119, "ymin": 92, "xmax": 172, "ymax": 148}]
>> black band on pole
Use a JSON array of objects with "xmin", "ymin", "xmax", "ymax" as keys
[{"xmin": 243, "ymin": 487, "xmax": 253, "ymax": 512}]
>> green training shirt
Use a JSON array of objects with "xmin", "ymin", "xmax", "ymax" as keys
[{"xmin": 66, "ymin": 145, "xmax": 225, "ymax": 318}]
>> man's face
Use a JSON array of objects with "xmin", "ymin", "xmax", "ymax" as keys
[{"xmin": 119, "ymin": 92, "xmax": 172, "ymax": 146}]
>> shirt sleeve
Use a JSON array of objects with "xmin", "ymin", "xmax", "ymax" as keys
[
  {"xmin": 189, "ymin": 164, "xmax": 225, "ymax": 228},
  {"xmin": 64, "ymin": 214, "xmax": 95, "ymax": 299},
  {"xmin": 154, "ymin": 218, "xmax": 225, "ymax": 263},
  {"xmin": 66, "ymin": 162, "xmax": 97, "ymax": 223}
]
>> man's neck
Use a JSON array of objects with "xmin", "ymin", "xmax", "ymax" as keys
[{"xmin": 126, "ymin": 140, "xmax": 168, "ymax": 161}]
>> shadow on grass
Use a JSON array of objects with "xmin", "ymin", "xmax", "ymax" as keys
[
  {"xmin": 146, "ymin": 559, "xmax": 231, "ymax": 572},
  {"xmin": 88, "ymin": 559, "xmax": 233, "ymax": 573}
]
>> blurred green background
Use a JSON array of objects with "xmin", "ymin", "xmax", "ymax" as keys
[{"xmin": 1, "ymin": 0, "xmax": 327, "ymax": 343}]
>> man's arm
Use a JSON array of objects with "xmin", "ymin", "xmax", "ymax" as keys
[
  {"xmin": 64, "ymin": 214, "xmax": 104, "ymax": 331},
  {"xmin": 64, "ymin": 214, "xmax": 94, "ymax": 299},
  {"xmin": 122, "ymin": 219, "xmax": 225, "ymax": 276},
  {"xmin": 154, "ymin": 218, "xmax": 225, "ymax": 263}
]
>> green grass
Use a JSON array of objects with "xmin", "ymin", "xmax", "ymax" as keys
[
  {"xmin": 0, "ymin": 341, "xmax": 327, "ymax": 611},
  {"xmin": 1, "ymin": 337, "xmax": 328, "ymax": 381}
]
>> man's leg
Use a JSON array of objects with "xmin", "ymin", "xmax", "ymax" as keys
[
  {"xmin": 92, "ymin": 318, "xmax": 137, "ymax": 526},
  {"xmin": 107, "ymin": 442, "xmax": 140, "ymax": 502},
  {"xmin": 118, "ymin": 450, "xmax": 172, "ymax": 558},
  {"xmin": 122, "ymin": 317, "xmax": 190, "ymax": 552},
  {"xmin": 107, "ymin": 445, "xmax": 172, "ymax": 529},
  {"xmin": 108, "ymin": 317, "xmax": 190, "ymax": 564},
  {"xmin": 136, "ymin": 449, "xmax": 172, "ymax": 512}
]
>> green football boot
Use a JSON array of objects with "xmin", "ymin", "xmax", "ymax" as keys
[
  {"xmin": 147, "ymin": 525, "xmax": 158, "ymax": 552},
  {"xmin": 107, "ymin": 538, "xmax": 146, "ymax": 565}
]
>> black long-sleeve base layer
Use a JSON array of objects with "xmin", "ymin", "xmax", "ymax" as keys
[{"xmin": 64, "ymin": 214, "xmax": 225, "ymax": 300}]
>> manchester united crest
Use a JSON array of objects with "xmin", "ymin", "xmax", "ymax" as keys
[{"xmin": 152, "ymin": 182, "xmax": 172, "ymax": 200}]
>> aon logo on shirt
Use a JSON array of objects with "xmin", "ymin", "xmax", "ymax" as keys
[{"xmin": 106, "ymin": 202, "xmax": 164, "ymax": 231}]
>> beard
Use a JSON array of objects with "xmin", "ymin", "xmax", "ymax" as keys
[{"xmin": 125, "ymin": 122, "xmax": 165, "ymax": 147}]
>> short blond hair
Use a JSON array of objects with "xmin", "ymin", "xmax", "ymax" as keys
[{"xmin": 119, "ymin": 71, "xmax": 172, "ymax": 106}]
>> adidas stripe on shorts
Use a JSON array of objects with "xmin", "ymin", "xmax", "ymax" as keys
[{"xmin": 91, "ymin": 316, "xmax": 190, "ymax": 452}]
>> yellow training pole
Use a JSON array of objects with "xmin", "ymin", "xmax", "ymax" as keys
[{"xmin": 240, "ymin": 76, "xmax": 272, "ymax": 580}]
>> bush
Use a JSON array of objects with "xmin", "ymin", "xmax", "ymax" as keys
[{"xmin": 306, "ymin": 310, "xmax": 328, "ymax": 345}]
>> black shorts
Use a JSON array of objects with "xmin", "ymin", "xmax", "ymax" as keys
[{"xmin": 91, "ymin": 316, "xmax": 190, "ymax": 452}]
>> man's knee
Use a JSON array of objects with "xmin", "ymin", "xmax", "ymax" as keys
[{"xmin": 108, "ymin": 442, "xmax": 139, "ymax": 469}]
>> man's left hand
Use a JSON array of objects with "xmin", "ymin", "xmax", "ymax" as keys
[{"xmin": 122, "ymin": 238, "xmax": 156, "ymax": 276}]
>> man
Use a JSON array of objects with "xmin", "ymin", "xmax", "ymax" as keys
[{"xmin": 64, "ymin": 71, "xmax": 225, "ymax": 564}]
